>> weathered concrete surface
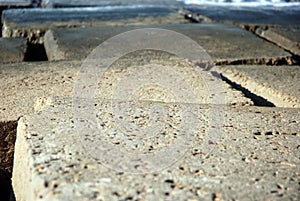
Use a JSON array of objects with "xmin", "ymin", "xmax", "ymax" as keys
[
  {"xmin": 44, "ymin": 23, "xmax": 291, "ymax": 64},
  {"xmin": 12, "ymin": 97, "xmax": 300, "ymax": 201},
  {"xmin": 216, "ymin": 65, "xmax": 300, "ymax": 108},
  {"xmin": 42, "ymin": 0, "xmax": 183, "ymax": 8},
  {"xmin": 255, "ymin": 26, "xmax": 300, "ymax": 56},
  {"xmin": 0, "ymin": 61, "xmax": 79, "ymax": 122},
  {"xmin": 2, "ymin": 6, "xmax": 187, "ymax": 42},
  {"xmin": 0, "ymin": 38, "xmax": 27, "ymax": 63},
  {"xmin": 0, "ymin": 0, "xmax": 31, "ymax": 6},
  {"xmin": 0, "ymin": 54, "xmax": 252, "ymax": 122},
  {"xmin": 185, "ymin": 5, "xmax": 300, "ymax": 25}
]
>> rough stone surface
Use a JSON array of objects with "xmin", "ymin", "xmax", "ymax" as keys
[
  {"xmin": 41, "ymin": 0, "xmax": 183, "ymax": 8},
  {"xmin": 0, "ymin": 60, "xmax": 80, "ymax": 122},
  {"xmin": 0, "ymin": 38, "xmax": 27, "ymax": 63},
  {"xmin": 0, "ymin": 54, "xmax": 251, "ymax": 122},
  {"xmin": 2, "ymin": 7, "xmax": 187, "ymax": 42},
  {"xmin": 12, "ymin": 97, "xmax": 300, "ymax": 201},
  {"xmin": 216, "ymin": 65, "xmax": 300, "ymax": 108},
  {"xmin": 255, "ymin": 26, "xmax": 300, "ymax": 56},
  {"xmin": 44, "ymin": 24, "xmax": 290, "ymax": 63},
  {"xmin": 185, "ymin": 5, "xmax": 300, "ymax": 25}
]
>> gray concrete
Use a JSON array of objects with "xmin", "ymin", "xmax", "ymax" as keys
[
  {"xmin": 0, "ymin": 61, "xmax": 80, "ymax": 122},
  {"xmin": 2, "ymin": 7, "xmax": 186, "ymax": 40},
  {"xmin": 44, "ymin": 23, "xmax": 290, "ymax": 63},
  {"xmin": 0, "ymin": 0, "xmax": 31, "ymax": 6},
  {"xmin": 0, "ymin": 57, "xmax": 251, "ymax": 122},
  {"xmin": 255, "ymin": 26, "xmax": 300, "ymax": 56},
  {"xmin": 42, "ymin": 0, "xmax": 183, "ymax": 8},
  {"xmin": 0, "ymin": 38, "xmax": 27, "ymax": 63},
  {"xmin": 12, "ymin": 97, "xmax": 300, "ymax": 201},
  {"xmin": 216, "ymin": 65, "xmax": 300, "ymax": 108},
  {"xmin": 185, "ymin": 6, "xmax": 300, "ymax": 25}
]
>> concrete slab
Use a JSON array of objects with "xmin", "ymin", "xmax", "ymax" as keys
[
  {"xmin": 0, "ymin": 55, "xmax": 252, "ymax": 122},
  {"xmin": 12, "ymin": 97, "xmax": 300, "ymax": 201},
  {"xmin": 0, "ymin": 38, "xmax": 27, "ymax": 63},
  {"xmin": 216, "ymin": 65, "xmax": 300, "ymax": 108},
  {"xmin": 0, "ymin": 60, "xmax": 80, "ymax": 122},
  {"xmin": 44, "ymin": 23, "xmax": 291, "ymax": 64},
  {"xmin": 255, "ymin": 26, "xmax": 300, "ymax": 56},
  {"xmin": 0, "ymin": 0, "xmax": 31, "ymax": 6},
  {"xmin": 41, "ymin": 0, "xmax": 183, "ymax": 8},
  {"xmin": 185, "ymin": 5, "xmax": 300, "ymax": 25},
  {"xmin": 2, "ymin": 6, "xmax": 187, "ymax": 41}
]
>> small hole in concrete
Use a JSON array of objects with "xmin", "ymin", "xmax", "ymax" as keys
[{"xmin": 24, "ymin": 43, "xmax": 48, "ymax": 61}]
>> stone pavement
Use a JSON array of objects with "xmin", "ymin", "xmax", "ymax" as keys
[
  {"xmin": 255, "ymin": 26, "xmax": 300, "ymax": 56},
  {"xmin": 2, "ymin": 6, "xmax": 187, "ymax": 42},
  {"xmin": 185, "ymin": 5, "xmax": 300, "ymax": 59},
  {"xmin": 13, "ymin": 97, "xmax": 300, "ymax": 201},
  {"xmin": 41, "ymin": 0, "xmax": 183, "ymax": 8},
  {"xmin": 216, "ymin": 65, "xmax": 300, "ymax": 108},
  {"xmin": 44, "ymin": 24, "xmax": 291, "ymax": 64},
  {"xmin": 0, "ymin": 1, "xmax": 299, "ymax": 201}
]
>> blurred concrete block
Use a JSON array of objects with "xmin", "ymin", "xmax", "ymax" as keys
[
  {"xmin": 0, "ymin": 0, "xmax": 31, "ymax": 6},
  {"xmin": 0, "ymin": 38, "xmax": 27, "ymax": 63},
  {"xmin": 217, "ymin": 65, "xmax": 300, "ymax": 108},
  {"xmin": 42, "ymin": 0, "xmax": 183, "ymax": 8},
  {"xmin": 44, "ymin": 24, "xmax": 291, "ymax": 63}
]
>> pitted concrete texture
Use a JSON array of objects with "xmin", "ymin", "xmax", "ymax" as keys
[
  {"xmin": 0, "ymin": 60, "xmax": 80, "ymax": 121},
  {"xmin": 44, "ymin": 24, "xmax": 290, "ymax": 63},
  {"xmin": 42, "ymin": 0, "xmax": 183, "ymax": 8},
  {"xmin": 0, "ymin": 38, "xmax": 27, "ymax": 63},
  {"xmin": 13, "ymin": 97, "xmax": 300, "ymax": 201},
  {"xmin": 216, "ymin": 65, "xmax": 300, "ymax": 108},
  {"xmin": 255, "ymin": 26, "xmax": 300, "ymax": 56},
  {"xmin": 2, "ymin": 7, "xmax": 187, "ymax": 41},
  {"xmin": 185, "ymin": 6, "xmax": 300, "ymax": 25},
  {"xmin": 0, "ymin": 54, "xmax": 251, "ymax": 122}
]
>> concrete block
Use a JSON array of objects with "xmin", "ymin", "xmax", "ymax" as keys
[
  {"xmin": 0, "ymin": 38, "xmax": 27, "ymax": 63},
  {"xmin": 0, "ymin": 60, "xmax": 80, "ymax": 122},
  {"xmin": 12, "ymin": 97, "xmax": 300, "ymax": 201},
  {"xmin": 0, "ymin": 55, "xmax": 252, "ymax": 122},
  {"xmin": 44, "ymin": 23, "xmax": 291, "ymax": 63},
  {"xmin": 255, "ymin": 26, "xmax": 300, "ymax": 56},
  {"xmin": 216, "ymin": 65, "xmax": 300, "ymax": 108},
  {"xmin": 185, "ymin": 6, "xmax": 300, "ymax": 25},
  {"xmin": 2, "ymin": 6, "xmax": 186, "ymax": 40},
  {"xmin": 0, "ymin": 0, "xmax": 31, "ymax": 6},
  {"xmin": 41, "ymin": 0, "xmax": 183, "ymax": 8}
]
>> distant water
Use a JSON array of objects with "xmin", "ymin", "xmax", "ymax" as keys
[{"xmin": 179, "ymin": 0, "xmax": 300, "ymax": 7}]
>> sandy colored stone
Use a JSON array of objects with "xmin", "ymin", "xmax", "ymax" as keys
[
  {"xmin": 256, "ymin": 26, "xmax": 300, "ymax": 56},
  {"xmin": 216, "ymin": 65, "xmax": 300, "ymax": 108},
  {"xmin": 0, "ymin": 53, "xmax": 251, "ymax": 122},
  {"xmin": 0, "ymin": 60, "xmax": 80, "ymax": 122},
  {"xmin": 0, "ymin": 38, "xmax": 27, "ymax": 63},
  {"xmin": 44, "ymin": 24, "xmax": 290, "ymax": 63},
  {"xmin": 12, "ymin": 97, "xmax": 300, "ymax": 201}
]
